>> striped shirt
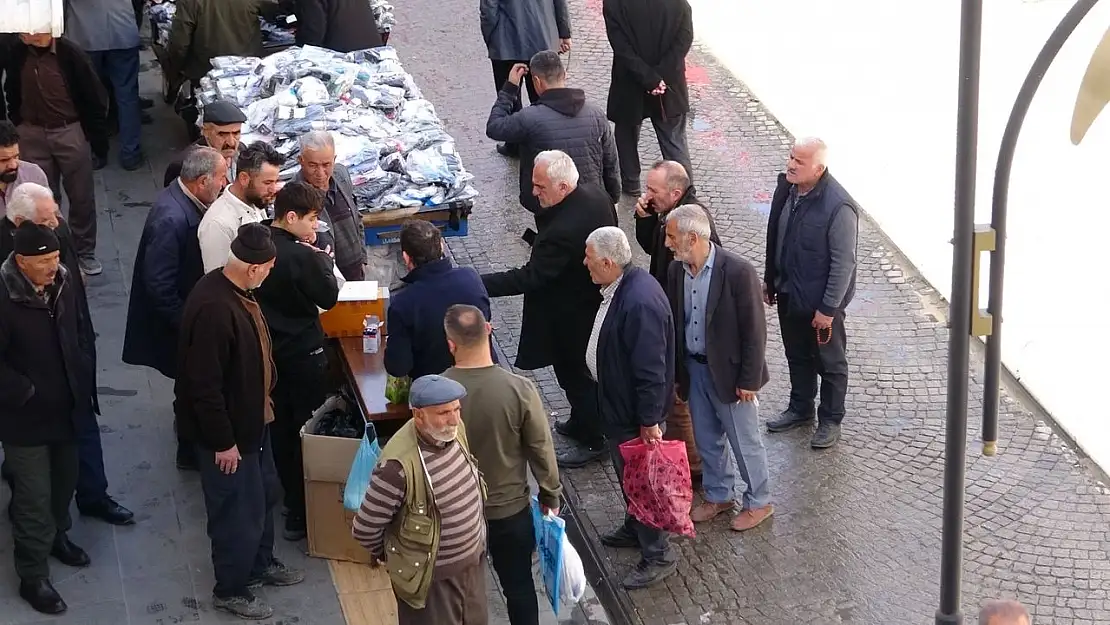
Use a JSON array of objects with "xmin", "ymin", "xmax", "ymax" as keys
[{"xmin": 352, "ymin": 436, "xmax": 486, "ymax": 570}]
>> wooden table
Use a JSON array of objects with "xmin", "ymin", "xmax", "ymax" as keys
[{"xmin": 335, "ymin": 337, "xmax": 410, "ymax": 424}]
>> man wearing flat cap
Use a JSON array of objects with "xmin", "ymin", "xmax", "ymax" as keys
[
  {"xmin": 353, "ymin": 374, "xmax": 489, "ymax": 625},
  {"xmin": 0, "ymin": 223, "xmax": 96, "ymax": 615},
  {"xmin": 174, "ymin": 223, "xmax": 304, "ymax": 620},
  {"xmin": 163, "ymin": 100, "xmax": 247, "ymax": 188}
]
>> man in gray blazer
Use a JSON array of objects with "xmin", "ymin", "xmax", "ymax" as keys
[
  {"xmin": 664, "ymin": 205, "xmax": 773, "ymax": 533},
  {"xmin": 480, "ymin": 0, "xmax": 572, "ymax": 157}
]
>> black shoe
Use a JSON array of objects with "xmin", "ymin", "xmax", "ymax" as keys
[
  {"xmin": 92, "ymin": 154, "xmax": 108, "ymax": 171},
  {"xmin": 121, "ymin": 154, "xmax": 145, "ymax": 172},
  {"xmin": 140, "ymin": 97, "xmax": 155, "ymax": 109},
  {"xmin": 495, "ymin": 143, "xmax": 519, "ymax": 157},
  {"xmin": 553, "ymin": 420, "xmax": 586, "ymax": 445},
  {"xmin": 621, "ymin": 559, "xmax": 676, "ymax": 590},
  {"xmin": 79, "ymin": 497, "xmax": 135, "ymax": 526},
  {"xmin": 19, "ymin": 578, "xmax": 66, "ymax": 615},
  {"xmin": 283, "ymin": 514, "xmax": 306, "ymax": 541},
  {"xmin": 556, "ymin": 445, "xmax": 606, "ymax": 469},
  {"xmin": 599, "ymin": 525, "xmax": 638, "ymax": 549},
  {"xmin": 811, "ymin": 422, "xmax": 841, "ymax": 449},
  {"xmin": 247, "ymin": 558, "xmax": 305, "ymax": 589},
  {"xmin": 51, "ymin": 539, "xmax": 90, "ymax": 568},
  {"xmin": 766, "ymin": 409, "xmax": 815, "ymax": 433}
]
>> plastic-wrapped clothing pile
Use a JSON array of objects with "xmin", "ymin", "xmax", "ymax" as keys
[
  {"xmin": 369, "ymin": 0, "xmax": 395, "ymax": 34},
  {"xmin": 144, "ymin": 0, "xmax": 296, "ymax": 48},
  {"xmin": 196, "ymin": 46, "xmax": 479, "ymax": 213}
]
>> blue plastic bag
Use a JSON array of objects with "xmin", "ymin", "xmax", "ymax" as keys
[
  {"xmin": 531, "ymin": 496, "xmax": 565, "ymax": 614},
  {"xmin": 343, "ymin": 422, "xmax": 381, "ymax": 511}
]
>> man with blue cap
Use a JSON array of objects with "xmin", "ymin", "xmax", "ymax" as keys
[{"xmin": 352, "ymin": 374, "xmax": 489, "ymax": 625}]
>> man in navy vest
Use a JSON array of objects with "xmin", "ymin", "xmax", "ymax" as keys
[{"xmin": 762, "ymin": 138, "xmax": 858, "ymax": 449}]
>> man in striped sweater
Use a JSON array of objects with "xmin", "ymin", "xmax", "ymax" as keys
[{"xmin": 352, "ymin": 375, "xmax": 489, "ymax": 625}]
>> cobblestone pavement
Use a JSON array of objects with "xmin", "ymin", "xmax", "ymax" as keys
[{"xmin": 392, "ymin": 1, "xmax": 1110, "ymax": 624}]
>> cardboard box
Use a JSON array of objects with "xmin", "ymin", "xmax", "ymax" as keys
[
  {"xmin": 320, "ymin": 282, "xmax": 390, "ymax": 338},
  {"xmin": 301, "ymin": 396, "xmax": 373, "ymax": 564}
]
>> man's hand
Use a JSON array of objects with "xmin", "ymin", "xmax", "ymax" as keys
[
  {"xmin": 735, "ymin": 389, "xmax": 757, "ymax": 402},
  {"xmin": 214, "ymin": 445, "xmax": 241, "ymax": 475},
  {"xmin": 812, "ymin": 311, "xmax": 834, "ymax": 330},
  {"xmin": 649, "ymin": 80, "xmax": 667, "ymax": 96},
  {"xmin": 508, "ymin": 63, "xmax": 529, "ymax": 86},
  {"xmin": 640, "ymin": 424, "xmax": 663, "ymax": 445},
  {"xmin": 763, "ymin": 283, "xmax": 776, "ymax": 306},
  {"xmin": 541, "ymin": 505, "xmax": 560, "ymax": 517},
  {"xmin": 369, "ymin": 555, "xmax": 383, "ymax": 569},
  {"xmin": 634, "ymin": 194, "xmax": 652, "ymax": 218},
  {"xmin": 297, "ymin": 240, "xmax": 334, "ymax": 257},
  {"xmin": 559, "ymin": 38, "xmax": 572, "ymax": 53}
]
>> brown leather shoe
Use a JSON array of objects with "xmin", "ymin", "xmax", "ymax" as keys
[
  {"xmin": 690, "ymin": 501, "xmax": 733, "ymax": 523},
  {"xmin": 730, "ymin": 505, "xmax": 774, "ymax": 532}
]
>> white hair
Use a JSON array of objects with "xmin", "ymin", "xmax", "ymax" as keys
[
  {"xmin": 666, "ymin": 204, "xmax": 712, "ymax": 239},
  {"xmin": 7, "ymin": 182, "xmax": 55, "ymax": 224},
  {"xmin": 299, "ymin": 130, "xmax": 336, "ymax": 153},
  {"xmin": 534, "ymin": 150, "xmax": 579, "ymax": 187},
  {"xmin": 179, "ymin": 147, "xmax": 225, "ymax": 181},
  {"xmin": 585, "ymin": 226, "xmax": 632, "ymax": 266},
  {"xmin": 794, "ymin": 136, "xmax": 828, "ymax": 165}
]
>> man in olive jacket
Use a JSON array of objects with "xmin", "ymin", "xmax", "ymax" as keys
[
  {"xmin": 166, "ymin": 0, "xmax": 274, "ymax": 83},
  {"xmin": 0, "ymin": 224, "xmax": 94, "ymax": 615}
]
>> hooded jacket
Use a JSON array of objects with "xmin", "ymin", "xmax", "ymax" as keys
[{"xmin": 486, "ymin": 84, "xmax": 621, "ymax": 213}]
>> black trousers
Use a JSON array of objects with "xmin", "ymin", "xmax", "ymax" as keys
[
  {"xmin": 197, "ymin": 429, "xmax": 280, "ymax": 599},
  {"xmin": 613, "ymin": 115, "xmax": 693, "ymax": 189},
  {"xmin": 552, "ymin": 354, "xmax": 604, "ymax": 449},
  {"xmin": 4, "ymin": 442, "xmax": 78, "ymax": 580},
  {"xmin": 777, "ymin": 296, "xmax": 849, "ymax": 424},
  {"xmin": 491, "ymin": 59, "xmax": 541, "ymax": 149},
  {"xmin": 607, "ymin": 434, "xmax": 670, "ymax": 566},
  {"xmin": 272, "ymin": 348, "xmax": 328, "ymax": 518},
  {"xmin": 487, "ymin": 506, "xmax": 539, "ymax": 625}
]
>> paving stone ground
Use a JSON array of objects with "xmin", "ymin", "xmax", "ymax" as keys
[{"xmin": 390, "ymin": 0, "xmax": 1110, "ymax": 624}]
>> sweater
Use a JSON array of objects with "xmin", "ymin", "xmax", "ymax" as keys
[{"xmin": 443, "ymin": 365, "xmax": 561, "ymax": 520}]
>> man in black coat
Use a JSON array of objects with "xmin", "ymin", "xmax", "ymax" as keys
[
  {"xmin": 583, "ymin": 225, "xmax": 676, "ymax": 590},
  {"xmin": 486, "ymin": 51, "xmax": 620, "ymax": 213},
  {"xmin": 294, "ymin": 0, "xmax": 383, "ymax": 52},
  {"xmin": 633, "ymin": 161, "xmax": 719, "ymax": 478},
  {"xmin": 254, "ymin": 182, "xmax": 340, "ymax": 541},
  {"xmin": 664, "ymin": 205, "xmax": 773, "ymax": 533},
  {"xmin": 163, "ymin": 100, "xmax": 246, "ymax": 188},
  {"xmin": 125, "ymin": 147, "xmax": 227, "ymax": 471},
  {"xmin": 481, "ymin": 150, "xmax": 617, "ymax": 468},
  {"xmin": 602, "ymin": 0, "xmax": 694, "ymax": 195},
  {"xmin": 0, "ymin": 224, "xmax": 95, "ymax": 615},
  {"xmin": 763, "ymin": 138, "xmax": 858, "ymax": 449},
  {"xmin": 175, "ymin": 224, "xmax": 304, "ymax": 620}
]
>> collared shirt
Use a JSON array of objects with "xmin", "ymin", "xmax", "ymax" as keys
[
  {"xmin": 197, "ymin": 187, "xmax": 267, "ymax": 273},
  {"xmin": 0, "ymin": 161, "xmax": 49, "ymax": 215},
  {"xmin": 586, "ymin": 274, "xmax": 623, "ymax": 381},
  {"xmin": 20, "ymin": 41, "xmax": 80, "ymax": 128},
  {"xmin": 177, "ymin": 178, "xmax": 208, "ymax": 216},
  {"xmin": 683, "ymin": 244, "xmax": 717, "ymax": 356}
]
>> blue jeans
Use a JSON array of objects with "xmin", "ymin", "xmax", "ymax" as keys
[
  {"xmin": 686, "ymin": 360, "xmax": 771, "ymax": 509},
  {"xmin": 74, "ymin": 405, "xmax": 110, "ymax": 509},
  {"xmin": 88, "ymin": 48, "xmax": 142, "ymax": 164}
]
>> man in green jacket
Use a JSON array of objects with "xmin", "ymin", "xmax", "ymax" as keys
[
  {"xmin": 352, "ymin": 375, "xmax": 488, "ymax": 625},
  {"xmin": 166, "ymin": 0, "xmax": 275, "ymax": 84},
  {"xmin": 443, "ymin": 304, "xmax": 560, "ymax": 625}
]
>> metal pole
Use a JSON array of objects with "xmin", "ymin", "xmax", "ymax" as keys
[
  {"xmin": 982, "ymin": 0, "xmax": 1101, "ymax": 455},
  {"xmin": 936, "ymin": 0, "xmax": 982, "ymax": 622}
]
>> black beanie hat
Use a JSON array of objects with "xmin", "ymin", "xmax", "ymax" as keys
[
  {"xmin": 230, "ymin": 222, "xmax": 276, "ymax": 264},
  {"xmin": 13, "ymin": 222, "xmax": 59, "ymax": 257}
]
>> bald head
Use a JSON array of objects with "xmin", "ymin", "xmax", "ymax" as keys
[
  {"xmin": 785, "ymin": 136, "xmax": 828, "ymax": 191},
  {"xmin": 444, "ymin": 304, "xmax": 490, "ymax": 350},
  {"xmin": 644, "ymin": 160, "xmax": 691, "ymax": 212},
  {"xmin": 979, "ymin": 600, "xmax": 1030, "ymax": 625}
]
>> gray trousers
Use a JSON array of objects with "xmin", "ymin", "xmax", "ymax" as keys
[
  {"xmin": 4, "ymin": 442, "xmax": 78, "ymax": 580},
  {"xmin": 614, "ymin": 115, "xmax": 693, "ymax": 189},
  {"xmin": 17, "ymin": 123, "xmax": 98, "ymax": 258}
]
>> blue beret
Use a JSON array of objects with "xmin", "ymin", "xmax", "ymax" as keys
[{"xmin": 408, "ymin": 375, "xmax": 467, "ymax": 408}]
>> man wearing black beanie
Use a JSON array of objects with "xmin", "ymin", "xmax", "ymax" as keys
[
  {"xmin": 0, "ymin": 222, "xmax": 96, "ymax": 615},
  {"xmin": 173, "ymin": 223, "xmax": 304, "ymax": 620}
]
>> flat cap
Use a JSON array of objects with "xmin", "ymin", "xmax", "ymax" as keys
[
  {"xmin": 202, "ymin": 100, "xmax": 247, "ymax": 125},
  {"xmin": 408, "ymin": 375, "xmax": 467, "ymax": 408}
]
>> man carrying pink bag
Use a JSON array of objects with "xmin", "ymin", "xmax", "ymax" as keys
[{"xmin": 582, "ymin": 226, "xmax": 688, "ymax": 590}]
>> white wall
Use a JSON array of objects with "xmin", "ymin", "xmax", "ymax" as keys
[{"xmin": 689, "ymin": 0, "xmax": 1110, "ymax": 468}]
